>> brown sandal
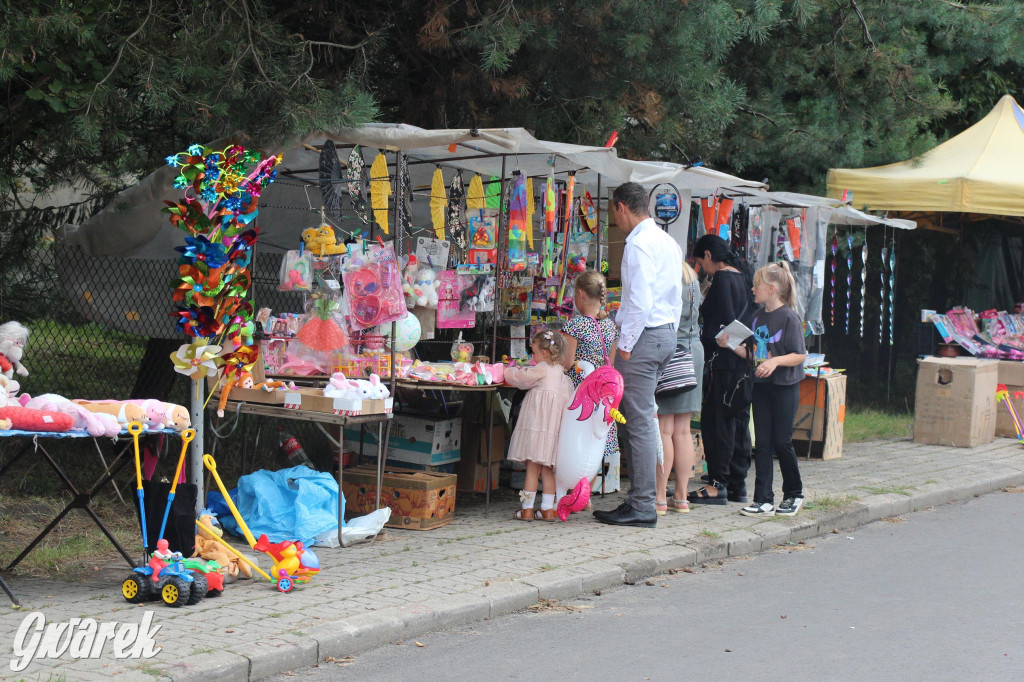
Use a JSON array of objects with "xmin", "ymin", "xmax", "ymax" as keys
[
  {"xmin": 514, "ymin": 507, "xmax": 535, "ymax": 521},
  {"xmin": 535, "ymin": 508, "xmax": 557, "ymax": 522}
]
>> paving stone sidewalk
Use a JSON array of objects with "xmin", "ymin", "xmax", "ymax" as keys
[{"xmin": 3, "ymin": 436, "xmax": 1024, "ymax": 681}]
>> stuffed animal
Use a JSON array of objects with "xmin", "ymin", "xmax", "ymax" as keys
[
  {"xmin": 19, "ymin": 394, "xmax": 120, "ymax": 437},
  {"xmin": 0, "ymin": 375, "xmax": 20, "ymax": 407},
  {"xmin": 0, "ymin": 406, "xmax": 74, "ymax": 432},
  {"xmin": 162, "ymin": 403, "xmax": 191, "ymax": 431},
  {"xmin": 301, "ymin": 224, "xmax": 347, "ymax": 256},
  {"xmin": 127, "ymin": 399, "xmax": 169, "ymax": 430},
  {"xmin": 193, "ymin": 515, "xmax": 252, "ymax": 582},
  {"xmin": 216, "ymin": 371, "xmax": 294, "ymax": 417},
  {"xmin": 323, "ymin": 373, "xmax": 360, "ymax": 400},
  {"xmin": 0, "ymin": 321, "xmax": 29, "ymax": 379},
  {"xmin": 72, "ymin": 399, "xmax": 147, "ymax": 426},
  {"xmin": 403, "ymin": 257, "xmax": 441, "ymax": 309}
]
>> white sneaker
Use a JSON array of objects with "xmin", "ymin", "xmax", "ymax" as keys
[
  {"xmin": 739, "ymin": 502, "xmax": 775, "ymax": 518},
  {"xmin": 775, "ymin": 497, "xmax": 804, "ymax": 517}
]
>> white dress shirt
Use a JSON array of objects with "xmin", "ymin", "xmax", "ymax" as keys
[{"xmin": 615, "ymin": 218, "xmax": 683, "ymax": 353}]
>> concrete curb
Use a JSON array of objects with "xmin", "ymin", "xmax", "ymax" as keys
[{"xmin": 167, "ymin": 468, "xmax": 1024, "ymax": 681}]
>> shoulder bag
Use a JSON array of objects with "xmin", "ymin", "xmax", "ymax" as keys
[{"xmin": 656, "ymin": 281, "xmax": 698, "ymax": 397}]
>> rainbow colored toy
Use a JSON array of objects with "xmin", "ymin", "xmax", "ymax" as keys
[{"xmin": 996, "ymin": 384, "xmax": 1024, "ymax": 442}]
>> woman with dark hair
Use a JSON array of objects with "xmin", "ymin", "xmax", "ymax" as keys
[{"xmin": 688, "ymin": 234, "xmax": 755, "ymax": 505}]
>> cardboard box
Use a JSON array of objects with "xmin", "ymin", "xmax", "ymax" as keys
[
  {"xmin": 284, "ymin": 388, "xmax": 393, "ymax": 417},
  {"xmin": 456, "ymin": 459, "xmax": 500, "ymax": 492},
  {"xmin": 793, "ymin": 374, "xmax": 847, "ymax": 459},
  {"xmin": 342, "ymin": 465, "xmax": 456, "ymax": 530},
  {"xmin": 462, "ymin": 422, "xmax": 506, "ymax": 464},
  {"xmin": 343, "ymin": 416, "xmax": 462, "ymax": 467},
  {"xmin": 914, "ymin": 357, "xmax": 998, "ymax": 447},
  {"xmin": 996, "ymin": 361, "xmax": 1024, "ymax": 438}
]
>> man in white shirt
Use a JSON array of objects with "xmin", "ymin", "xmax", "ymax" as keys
[{"xmin": 594, "ymin": 182, "xmax": 683, "ymax": 528}]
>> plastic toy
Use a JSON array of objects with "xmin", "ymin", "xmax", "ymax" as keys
[
  {"xmin": 451, "ymin": 333, "xmax": 474, "ymax": 363},
  {"xmin": 121, "ymin": 422, "xmax": 206, "ymax": 607},
  {"xmin": 279, "ymin": 249, "xmax": 314, "ymax": 290},
  {"xmin": 203, "ymin": 454, "xmax": 320, "ymax": 592},
  {"xmin": 996, "ymin": 384, "xmax": 1024, "ymax": 442},
  {"xmin": 554, "ymin": 362, "xmax": 626, "ymax": 521}
]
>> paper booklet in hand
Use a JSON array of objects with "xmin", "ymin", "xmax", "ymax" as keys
[{"xmin": 714, "ymin": 320, "xmax": 755, "ymax": 350}]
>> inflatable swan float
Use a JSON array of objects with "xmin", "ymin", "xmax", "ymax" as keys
[{"xmin": 555, "ymin": 361, "xmax": 626, "ymax": 521}]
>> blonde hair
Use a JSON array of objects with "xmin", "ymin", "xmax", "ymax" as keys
[
  {"xmin": 754, "ymin": 261, "xmax": 799, "ymax": 310},
  {"xmin": 681, "ymin": 260, "xmax": 697, "ymax": 285},
  {"xmin": 532, "ymin": 328, "xmax": 567, "ymax": 362},
  {"xmin": 573, "ymin": 270, "xmax": 609, "ymax": 320}
]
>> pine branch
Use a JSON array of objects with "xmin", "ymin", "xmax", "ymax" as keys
[{"xmin": 849, "ymin": 0, "xmax": 877, "ymax": 52}]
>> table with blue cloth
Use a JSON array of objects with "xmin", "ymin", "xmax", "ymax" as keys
[{"xmin": 0, "ymin": 427, "xmax": 183, "ymax": 605}]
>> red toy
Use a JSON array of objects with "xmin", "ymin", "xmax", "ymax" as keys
[{"xmin": 253, "ymin": 534, "xmax": 320, "ymax": 593}]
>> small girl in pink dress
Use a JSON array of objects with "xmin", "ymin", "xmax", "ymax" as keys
[{"xmin": 505, "ymin": 328, "xmax": 574, "ymax": 521}]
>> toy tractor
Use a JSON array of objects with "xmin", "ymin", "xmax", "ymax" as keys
[{"xmin": 121, "ymin": 540, "xmax": 207, "ymax": 607}]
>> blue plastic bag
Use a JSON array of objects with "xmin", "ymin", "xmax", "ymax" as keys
[{"xmin": 234, "ymin": 466, "xmax": 340, "ymax": 545}]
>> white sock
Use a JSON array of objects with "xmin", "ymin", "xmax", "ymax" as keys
[
  {"xmin": 540, "ymin": 494, "xmax": 555, "ymax": 510},
  {"xmin": 520, "ymin": 490, "xmax": 537, "ymax": 509}
]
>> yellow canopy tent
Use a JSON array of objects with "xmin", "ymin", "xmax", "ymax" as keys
[{"xmin": 827, "ymin": 95, "xmax": 1024, "ymax": 217}]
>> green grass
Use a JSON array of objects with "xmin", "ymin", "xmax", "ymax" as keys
[
  {"xmin": 698, "ymin": 528, "xmax": 720, "ymax": 538},
  {"xmin": 844, "ymin": 408, "xmax": 913, "ymax": 443},
  {"xmin": 803, "ymin": 493, "xmax": 858, "ymax": 511}
]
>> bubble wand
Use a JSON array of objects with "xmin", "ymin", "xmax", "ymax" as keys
[
  {"xmin": 846, "ymin": 231, "xmax": 852, "ymax": 335},
  {"xmin": 860, "ymin": 227, "xmax": 867, "ymax": 339}
]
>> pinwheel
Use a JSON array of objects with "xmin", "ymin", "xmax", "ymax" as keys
[
  {"xmin": 172, "ymin": 264, "xmax": 226, "ymax": 308},
  {"xmin": 430, "ymin": 167, "xmax": 446, "ymax": 240},
  {"xmin": 369, "ymin": 152, "xmax": 391, "ymax": 234},
  {"xmin": 220, "ymin": 344, "xmax": 259, "ymax": 380},
  {"xmin": 466, "ymin": 175, "xmax": 485, "ymax": 211},
  {"xmin": 224, "ymin": 228, "xmax": 259, "ymax": 268},
  {"xmin": 176, "ymin": 234, "xmax": 229, "ymax": 268},
  {"xmin": 175, "ymin": 306, "xmax": 222, "ymax": 338},
  {"xmin": 170, "ymin": 341, "xmax": 223, "ymax": 380}
]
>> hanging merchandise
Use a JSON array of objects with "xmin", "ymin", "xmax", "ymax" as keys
[
  {"xmin": 880, "ymin": 235, "xmax": 888, "ymax": 345},
  {"xmin": 500, "ymin": 274, "xmax": 533, "ymax": 324},
  {"xmin": 860, "ymin": 228, "xmax": 867, "ymax": 339},
  {"xmin": 296, "ymin": 273, "xmax": 347, "ymax": 352},
  {"xmin": 830, "ymin": 229, "xmax": 838, "ymax": 328},
  {"xmin": 399, "ymin": 152, "xmax": 413, "ymax": 234},
  {"xmin": 716, "ymin": 197, "xmax": 734, "ymax": 241},
  {"xmin": 560, "ymin": 172, "xmax": 576, "ymax": 277},
  {"xmin": 581, "ymin": 191, "xmax": 598, "ymax": 232},
  {"xmin": 466, "ymin": 174, "xmax": 485, "ymax": 211},
  {"xmin": 543, "ymin": 170, "xmax": 557, "ymax": 277},
  {"xmin": 485, "ymin": 176, "xmax": 501, "ymax": 209},
  {"xmin": 279, "ymin": 250, "xmax": 313, "ymax": 291},
  {"xmin": 889, "ymin": 234, "xmax": 896, "ymax": 346},
  {"xmin": 846, "ymin": 231, "xmax": 853, "ymax": 335},
  {"xmin": 525, "ymin": 178, "xmax": 535, "ymax": 248},
  {"xmin": 369, "ymin": 152, "xmax": 390, "ymax": 234},
  {"xmin": 507, "ymin": 172, "xmax": 529, "ymax": 272},
  {"xmin": 700, "ymin": 196, "xmax": 717, "ymax": 235},
  {"xmin": 650, "ymin": 183, "xmax": 682, "ymax": 228},
  {"xmin": 460, "ymin": 273, "xmax": 496, "ymax": 313},
  {"xmin": 786, "ymin": 217, "xmax": 802, "ymax": 261},
  {"xmin": 467, "ymin": 209, "xmax": 498, "ymax": 265},
  {"xmin": 341, "ymin": 241, "xmax": 406, "ymax": 331},
  {"xmin": 450, "ymin": 332, "xmax": 474, "ymax": 363},
  {"xmin": 437, "ymin": 270, "xmax": 476, "ymax": 328},
  {"xmin": 447, "ymin": 174, "xmax": 467, "ymax": 259},
  {"xmin": 430, "ymin": 168, "xmax": 446, "ymax": 240},
  {"xmin": 301, "ymin": 223, "xmax": 346, "ymax": 256},
  {"xmin": 346, "ymin": 146, "xmax": 371, "ymax": 225},
  {"xmin": 318, "ymin": 140, "xmax": 344, "ymax": 218},
  {"xmin": 748, "ymin": 207, "xmax": 763, "ymax": 264}
]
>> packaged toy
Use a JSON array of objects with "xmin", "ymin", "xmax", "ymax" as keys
[{"xmin": 279, "ymin": 250, "xmax": 313, "ymax": 291}]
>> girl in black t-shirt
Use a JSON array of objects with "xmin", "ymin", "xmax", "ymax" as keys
[{"xmin": 716, "ymin": 261, "xmax": 807, "ymax": 518}]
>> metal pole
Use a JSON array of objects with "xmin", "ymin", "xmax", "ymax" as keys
[
  {"xmin": 189, "ymin": 381, "xmax": 205, "ymax": 512},
  {"xmin": 487, "ymin": 155, "xmax": 508, "ymax": 506},
  {"xmin": 595, "ymin": 175, "xmax": 602, "ymax": 271}
]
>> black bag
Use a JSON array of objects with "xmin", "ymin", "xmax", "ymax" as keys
[
  {"xmin": 721, "ymin": 338, "xmax": 755, "ymax": 418},
  {"xmin": 132, "ymin": 479, "xmax": 198, "ymax": 557}
]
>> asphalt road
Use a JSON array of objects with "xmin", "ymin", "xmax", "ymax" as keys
[{"xmin": 277, "ymin": 490, "xmax": 1024, "ymax": 681}]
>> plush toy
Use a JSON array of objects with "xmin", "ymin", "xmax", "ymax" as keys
[
  {"xmin": 403, "ymin": 257, "xmax": 441, "ymax": 309},
  {"xmin": 323, "ymin": 373, "xmax": 389, "ymax": 400},
  {"xmin": 72, "ymin": 399, "xmax": 147, "ymax": 426},
  {"xmin": 127, "ymin": 399, "xmax": 169, "ymax": 430},
  {"xmin": 0, "ymin": 406, "xmax": 74, "ymax": 432},
  {"xmin": 217, "ymin": 371, "xmax": 294, "ymax": 417},
  {"xmin": 162, "ymin": 403, "xmax": 191, "ymax": 431},
  {"xmin": 19, "ymin": 393, "xmax": 121, "ymax": 437},
  {"xmin": 0, "ymin": 321, "xmax": 29, "ymax": 379},
  {"xmin": 0, "ymin": 375, "xmax": 20, "ymax": 406},
  {"xmin": 193, "ymin": 514, "xmax": 252, "ymax": 582},
  {"xmin": 301, "ymin": 224, "xmax": 347, "ymax": 256}
]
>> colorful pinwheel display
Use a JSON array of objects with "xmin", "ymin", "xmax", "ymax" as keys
[{"xmin": 163, "ymin": 144, "xmax": 281, "ymax": 381}]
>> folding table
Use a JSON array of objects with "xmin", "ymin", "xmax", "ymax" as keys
[{"xmin": 0, "ymin": 428, "xmax": 183, "ymax": 586}]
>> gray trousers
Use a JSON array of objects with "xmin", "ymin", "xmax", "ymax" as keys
[{"xmin": 614, "ymin": 324, "xmax": 676, "ymax": 513}]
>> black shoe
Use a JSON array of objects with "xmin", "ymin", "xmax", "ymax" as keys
[
  {"xmin": 687, "ymin": 481, "xmax": 728, "ymax": 505},
  {"xmin": 700, "ymin": 474, "xmax": 710, "ymax": 483},
  {"xmin": 775, "ymin": 497, "xmax": 804, "ymax": 517},
  {"xmin": 728, "ymin": 491, "xmax": 748, "ymax": 503},
  {"xmin": 593, "ymin": 504, "xmax": 657, "ymax": 528},
  {"xmin": 593, "ymin": 501, "xmax": 631, "ymax": 522}
]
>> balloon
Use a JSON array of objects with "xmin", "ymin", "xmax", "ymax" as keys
[
  {"xmin": 378, "ymin": 311, "xmax": 421, "ymax": 352},
  {"xmin": 554, "ymin": 362, "xmax": 626, "ymax": 521}
]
